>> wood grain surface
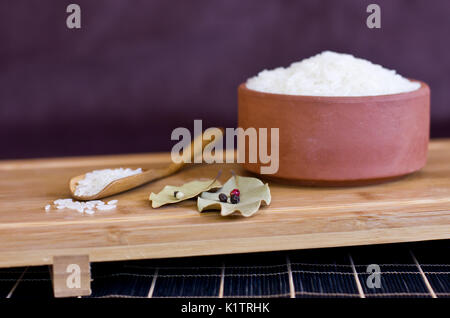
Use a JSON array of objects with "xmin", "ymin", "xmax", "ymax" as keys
[{"xmin": 0, "ymin": 140, "xmax": 449, "ymax": 268}]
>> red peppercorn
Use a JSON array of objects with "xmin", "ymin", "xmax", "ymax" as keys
[{"xmin": 230, "ymin": 189, "xmax": 240, "ymax": 197}]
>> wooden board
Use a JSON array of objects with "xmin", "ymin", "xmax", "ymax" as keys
[{"xmin": 0, "ymin": 140, "xmax": 450, "ymax": 268}]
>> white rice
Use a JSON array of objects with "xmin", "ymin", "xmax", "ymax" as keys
[
  {"xmin": 74, "ymin": 168, "xmax": 142, "ymax": 197},
  {"xmin": 96, "ymin": 204, "xmax": 116, "ymax": 211},
  {"xmin": 46, "ymin": 198, "xmax": 118, "ymax": 215},
  {"xmin": 246, "ymin": 51, "xmax": 421, "ymax": 97}
]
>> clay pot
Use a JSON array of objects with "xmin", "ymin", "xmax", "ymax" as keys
[{"xmin": 238, "ymin": 81, "xmax": 430, "ymax": 186}]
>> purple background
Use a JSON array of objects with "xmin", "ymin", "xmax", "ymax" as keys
[{"xmin": 1, "ymin": 0, "xmax": 449, "ymax": 159}]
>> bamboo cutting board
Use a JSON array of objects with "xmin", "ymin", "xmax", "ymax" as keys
[{"xmin": 0, "ymin": 140, "xmax": 450, "ymax": 268}]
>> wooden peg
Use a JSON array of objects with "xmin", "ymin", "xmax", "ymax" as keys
[{"xmin": 52, "ymin": 255, "xmax": 91, "ymax": 298}]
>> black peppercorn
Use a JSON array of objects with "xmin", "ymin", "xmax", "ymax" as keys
[
  {"xmin": 230, "ymin": 194, "xmax": 240, "ymax": 204},
  {"xmin": 219, "ymin": 193, "xmax": 228, "ymax": 203}
]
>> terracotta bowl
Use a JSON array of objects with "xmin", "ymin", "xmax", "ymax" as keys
[{"xmin": 238, "ymin": 81, "xmax": 430, "ymax": 186}]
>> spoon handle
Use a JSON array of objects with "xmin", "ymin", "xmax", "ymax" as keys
[{"xmin": 163, "ymin": 128, "xmax": 223, "ymax": 175}]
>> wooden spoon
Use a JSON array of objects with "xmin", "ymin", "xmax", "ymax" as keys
[{"xmin": 69, "ymin": 128, "xmax": 222, "ymax": 201}]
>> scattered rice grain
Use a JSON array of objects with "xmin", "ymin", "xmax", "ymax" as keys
[
  {"xmin": 46, "ymin": 198, "xmax": 119, "ymax": 215},
  {"xmin": 96, "ymin": 204, "xmax": 116, "ymax": 211}
]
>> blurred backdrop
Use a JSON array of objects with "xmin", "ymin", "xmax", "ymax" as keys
[{"xmin": 1, "ymin": 0, "xmax": 449, "ymax": 159}]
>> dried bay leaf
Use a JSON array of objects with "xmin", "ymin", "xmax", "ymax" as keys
[
  {"xmin": 149, "ymin": 179, "xmax": 222, "ymax": 208},
  {"xmin": 198, "ymin": 175, "xmax": 271, "ymax": 217}
]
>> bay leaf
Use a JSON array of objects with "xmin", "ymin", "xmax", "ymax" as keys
[
  {"xmin": 197, "ymin": 175, "xmax": 271, "ymax": 217},
  {"xmin": 149, "ymin": 179, "xmax": 222, "ymax": 208}
]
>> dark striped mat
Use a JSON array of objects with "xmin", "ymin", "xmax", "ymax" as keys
[{"xmin": 1, "ymin": 240, "xmax": 449, "ymax": 298}]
